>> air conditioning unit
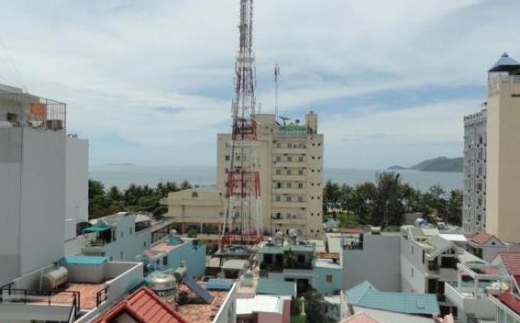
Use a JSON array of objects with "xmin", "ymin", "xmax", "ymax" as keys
[{"xmin": 46, "ymin": 119, "xmax": 63, "ymax": 130}]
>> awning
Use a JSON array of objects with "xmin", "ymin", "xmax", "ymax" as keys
[{"xmin": 83, "ymin": 225, "xmax": 111, "ymax": 233}]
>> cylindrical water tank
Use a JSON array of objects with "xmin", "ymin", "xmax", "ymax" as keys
[
  {"xmin": 148, "ymin": 273, "xmax": 176, "ymax": 297},
  {"xmin": 42, "ymin": 267, "xmax": 68, "ymax": 290}
]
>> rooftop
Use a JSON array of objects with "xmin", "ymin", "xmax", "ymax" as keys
[
  {"xmin": 469, "ymin": 232, "xmax": 495, "ymax": 245},
  {"xmin": 255, "ymin": 278, "xmax": 297, "ymax": 298},
  {"xmin": 499, "ymin": 252, "xmax": 520, "ymax": 277},
  {"xmin": 346, "ymin": 281, "xmax": 440, "ymax": 315},
  {"xmin": 94, "ymin": 287, "xmax": 189, "ymax": 323},
  {"xmin": 236, "ymin": 294, "xmax": 289, "ymax": 315},
  {"xmin": 172, "ymin": 284, "xmax": 230, "ymax": 323},
  {"xmin": 339, "ymin": 311, "xmax": 382, "ymax": 323},
  {"xmin": 489, "ymin": 52, "xmax": 520, "ymax": 72}
]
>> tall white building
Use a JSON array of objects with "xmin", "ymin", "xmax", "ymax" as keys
[
  {"xmin": 0, "ymin": 86, "xmax": 67, "ymax": 285},
  {"xmin": 462, "ymin": 108, "xmax": 487, "ymax": 234},
  {"xmin": 217, "ymin": 112, "xmax": 324, "ymax": 238}
]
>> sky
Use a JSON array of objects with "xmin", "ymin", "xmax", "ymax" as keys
[{"xmin": 1, "ymin": 0, "xmax": 519, "ymax": 169}]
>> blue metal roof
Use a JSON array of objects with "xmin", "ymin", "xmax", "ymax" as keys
[
  {"xmin": 62, "ymin": 256, "xmax": 109, "ymax": 265},
  {"xmin": 346, "ymin": 281, "xmax": 440, "ymax": 315},
  {"xmin": 206, "ymin": 279, "xmax": 234, "ymax": 291},
  {"xmin": 489, "ymin": 52, "xmax": 520, "ymax": 72},
  {"xmin": 83, "ymin": 225, "xmax": 110, "ymax": 233},
  {"xmin": 256, "ymin": 278, "xmax": 296, "ymax": 297}
]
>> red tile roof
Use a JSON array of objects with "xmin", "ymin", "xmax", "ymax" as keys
[
  {"xmin": 501, "ymin": 252, "xmax": 520, "ymax": 277},
  {"xmin": 95, "ymin": 287, "xmax": 189, "ymax": 323},
  {"xmin": 470, "ymin": 232, "xmax": 494, "ymax": 245},
  {"xmin": 499, "ymin": 291, "xmax": 520, "ymax": 315},
  {"xmin": 339, "ymin": 312, "xmax": 382, "ymax": 323}
]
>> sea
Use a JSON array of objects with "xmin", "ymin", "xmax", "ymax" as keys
[{"xmin": 89, "ymin": 165, "xmax": 463, "ymax": 193}]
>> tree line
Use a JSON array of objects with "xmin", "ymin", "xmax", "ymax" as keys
[
  {"xmin": 88, "ymin": 179, "xmax": 194, "ymax": 219},
  {"xmin": 323, "ymin": 172, "xmax": 462, "ymax": 228}
]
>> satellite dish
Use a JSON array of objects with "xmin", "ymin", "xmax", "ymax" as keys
[{"xmin": 279, "ymin": 116, "xmax": 290, "ymax": 125}]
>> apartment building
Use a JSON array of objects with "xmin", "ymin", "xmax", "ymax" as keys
[
  {"xmin": 217, "ymin": 111, "xmax": 324, "ymax": 238},
  {"xmin": 0, "ymin": 86, "xmax": 68, "ymax": 285},
  {"xmin": 462, "ymin": 108, "xmax": 487, "ymax": 234},
  {"xmin": 486, "ymin": 53, "xmax": 520, "ymax": 244},
  {"xmin": 166, "ymin": 111, "xmax": 324, "ymax": 240}
]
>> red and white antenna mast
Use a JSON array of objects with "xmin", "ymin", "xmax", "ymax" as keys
[{"xmin": 222, "ymin": 0, "xmax": 262, "ymax": 247}]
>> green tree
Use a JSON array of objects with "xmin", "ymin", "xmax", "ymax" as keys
[
  {"xmin": 374, "ymin": 172, "xmax": 403, "ymax": 228},
  {"xmin": 302, "ymin": 290, "xmax": 326, "ymax": 323},
  {"xmin": 446, "ymin": 189, "xmax": 463, "ymax": 226}
]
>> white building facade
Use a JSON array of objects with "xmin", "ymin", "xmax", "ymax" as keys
[
  {"xmin": 462, "ymin": 108, "xmax": 487, "ymax": 234},
  {"xmin": 0, "ymin": 88, "xmax": 67, "ymax": 286}
]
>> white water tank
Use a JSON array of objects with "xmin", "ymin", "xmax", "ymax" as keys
[
  {"xmin": 148, "ymin": 273, "xmax": 176, "ymax": 297},
  {"xmin": 42, "ymin": 267, "xmax": 68, "ymax": 290}
]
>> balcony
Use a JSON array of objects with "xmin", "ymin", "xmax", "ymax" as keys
[
  {"xmin": 444, "ymin": 282, "xmax": 495, "ymax": 319},
  {"xmin": 272, "ymin": 201, "xmax": 307, "ymax": 209}
]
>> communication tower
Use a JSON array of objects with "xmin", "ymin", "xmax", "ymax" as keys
[{"xmin": 221, "ymin": 0, "xmax": 263, "ymax": 247}]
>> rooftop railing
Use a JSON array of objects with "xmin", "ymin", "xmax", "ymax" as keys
[{"xmin": 0, "ymin": 92, "xmax": 66, "ymax": 130}]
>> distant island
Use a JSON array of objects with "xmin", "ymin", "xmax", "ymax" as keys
[{"xmin": 388, "ymin": 156, "xmax": 463, "ymax": 173}]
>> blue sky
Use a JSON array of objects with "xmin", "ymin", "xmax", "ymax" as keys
[{"xmin": 1, "ymin": 0, "xmax": 519, "ymax": 168}]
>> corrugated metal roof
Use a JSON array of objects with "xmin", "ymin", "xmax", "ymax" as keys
[
  {"xmin": 206, "ymin": 279, "xmax": 234, "ymax": 291},
  {"xmin": 500, "ymin": 252, "xmax": 520, "ymax": 276},
  {"xmin": 346, "ymin": 281, "xmax": 440, "ymax": 315},
  {"xmin": 94, "ymin": 287, "xmax": 189, "ymax": 323},
  {"xmin": 424, "ymin": 236, "xmax": 453, "ymax": 258},
  {"xmin": 256, "ymin": 278, "xmax": 296, "ymax": 297},
  {"xmin": 222, "ymin": 259, "xmax": 248, "ymax": 270}
]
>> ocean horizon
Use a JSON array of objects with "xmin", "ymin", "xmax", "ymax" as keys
[{"xmin": 89, "ymin": 165, "xmax": 463, "ymax": 193}]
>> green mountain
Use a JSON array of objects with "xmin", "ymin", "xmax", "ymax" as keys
[{"xmin": 388, "ymin": 157, "xmax": 463, "ymax": 173}]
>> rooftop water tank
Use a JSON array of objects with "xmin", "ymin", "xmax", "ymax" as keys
[
  {"xmin": 42, "ymin": 267, "xmax": 68, "ymax": 290},
  {"xmin": 148, "ymin": 273, "xmax": 176, "ymax": 297}
]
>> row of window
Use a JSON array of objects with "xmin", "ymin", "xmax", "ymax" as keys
[
  {"xmin": 273, "ymin": 182, "xmax": 305, "ymax": 189},
  {"xmin": 275, "ymin": 142, "xmax": 307, "ymax": 149},
  {"xmin": 273, "ymin": 195, "xmax": 321, "ymax": 202},
  {"xmin": 274, "ymin": 168, "xmax": 322, "ymax": 175}
]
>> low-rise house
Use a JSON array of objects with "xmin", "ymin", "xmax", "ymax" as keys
[
  {"xmin": 143, "ymin": 234, "xmax": 206, "ymax": 277},
  {"xmin": 0, "ymin": 256, "xmax": 143, "ymax": 323},
  {"xmin": 467, "ymin": 232, "xmax": 507, "ymax": 263},
  {"xmin": 488, "ymin": 253, "xmax": 520, "ymax": 323},
  {"xmin": 257, "ymin": 242, "xmax": 343, "ymax": 295},
  {"xmin": 400, "ymin": 225, "xmax": 487, "ymax": 314},
  {"xmin": 329, "ymin": 230, "xmax": 401, "ymax": 292},
  {"xmin": 345, "ymin": 281, "xmax": 440, "ymax": 317},
  {"xmin": 81, "ymin": 212, "xmax": 176, "ymax": 261},
  {"xmin": 444, "ymin": 262, "xmax": 511, "ymax": 323},
  {"xmin": 236, "ymin": 294, "xmax": 291, "ymax": 323}
]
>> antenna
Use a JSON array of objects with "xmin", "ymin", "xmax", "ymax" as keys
[
  {"xmin": 279, "ymin": 116, "xmax": 290, "ymax": 126},
  {"xmin": 274, "ymin": 64, "xmax": 280, "ymax": 118}
]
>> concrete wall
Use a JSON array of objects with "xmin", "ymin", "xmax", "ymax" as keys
[
  {"xmin": 342, "ymin": 235, "xmax": 400, "ymax": 292},
  {"xmin": 0, "ymin": 128, "xmax": 66, "ymax": 286},
  {"xmin": 65, "ymin": 137, "xmax": 89, "ymax": 231},
  {"xmin": 400, "ymin": 235, "xmax": 428, "ymax": 293},
  {"xmin": 313, "ymin": 266, "xmax": 343, "ymax": 295},
  {"xmin": 0, "ymin": 128, "xmax": 22, "ymax": 285},
  {"xmin": 486, "ymin": 77, "xmax": 520, "ymax": 243},
  {"xmin": 101, "ymin": 215, "xmax": 152, "ymax": 262},
  {"xmin": 105, "ymin": 262, "xmax": 144, "ymax": 302},
  {"xmin": 214, "ymin": 283, "xmax": 237, "ymax": 323},
  {"xmin": 19, "ymin": 128, "xmax": 65, "ymax": 276}
]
